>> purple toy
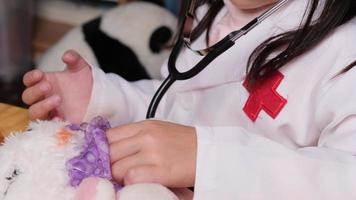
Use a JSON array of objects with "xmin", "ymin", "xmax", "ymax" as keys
[{"xmin": 66, "ymin": 116, "xmax": 122, "ymax": 190}]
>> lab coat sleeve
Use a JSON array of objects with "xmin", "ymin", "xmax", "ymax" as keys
[
  {"xmin": 83, "ymin": 66, "xmax": 162, "ymax": 126},
  {"xmin": 194, "ymin": 68, "xmax": 356, "ymax": 199}
]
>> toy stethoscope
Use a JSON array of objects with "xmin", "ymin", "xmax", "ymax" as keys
[{"xmin": 146, "ymin": 0, "xmax": 289, "ymax": 119}]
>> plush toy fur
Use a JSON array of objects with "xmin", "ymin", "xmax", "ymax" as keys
[{"xmin": 0, "ymin": 120, "xmax": 178, "ymax": 200}]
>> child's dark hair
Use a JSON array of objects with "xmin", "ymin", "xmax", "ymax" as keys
[{"xmin": 178, "ymin": 0, "xmax": 356, "ymax": 85}]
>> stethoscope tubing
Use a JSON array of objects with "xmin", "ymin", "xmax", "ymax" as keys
[
  {"xmin": 146, "ymin": 74, "xmax": 175, "ymax": 119},
  {"xmin": 146, "ymin": 37, "xmax": 235, "ymax": 119},
  {"xmin": 145, "ymin": 0, "xmax": 290, "ymax": 119}
]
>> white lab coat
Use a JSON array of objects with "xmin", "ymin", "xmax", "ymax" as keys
[{"xmin": 84, "ymin": 0, "xmax": 356, "ymax": 199}]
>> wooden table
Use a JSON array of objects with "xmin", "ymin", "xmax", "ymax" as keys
[{"xmin": 0, "ymin": 103, "xmax": 29, "ymax": 142}]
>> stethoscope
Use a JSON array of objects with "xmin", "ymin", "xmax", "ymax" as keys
[{"xmin": 146, "ymin": 0, "xmax": 289, "ymax": 119}]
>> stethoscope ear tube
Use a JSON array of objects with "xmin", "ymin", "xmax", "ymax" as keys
[
  {"xmin": 145, "ymin": 0, "xmax": 290, "ymax": 119},
  {"xmin": 176, "ymin": 38, "xmax": 235, "ymax": 80},
  {"xmin": 169, "ymin": 37, "xmax": 235, "ymax": 81},
  {"xmin": 146, "ymin": 38, "xmax": 235, "ymax": 119}
]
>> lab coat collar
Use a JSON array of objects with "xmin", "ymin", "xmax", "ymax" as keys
[{"xmin": 161, "ymin": 0, "xmax": 309, "ymax": 92}]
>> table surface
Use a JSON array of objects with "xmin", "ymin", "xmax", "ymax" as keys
[{"xmin": 0, "ymin": 103, "xmax": 29, "ymax": 142}]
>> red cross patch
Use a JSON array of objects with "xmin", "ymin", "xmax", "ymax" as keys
[{"xmin": 243, "ymin": 71, "xmax": 287, "ymax": 122}]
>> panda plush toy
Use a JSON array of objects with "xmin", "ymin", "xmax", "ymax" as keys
[{"xmin": 37, "ymin": 2, "xmax": 177, "ymax": 81}]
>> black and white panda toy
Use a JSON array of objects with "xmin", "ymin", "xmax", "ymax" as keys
[{"xmin": 37, "ymin": 2, "xmax": 177, "ymax": 81}]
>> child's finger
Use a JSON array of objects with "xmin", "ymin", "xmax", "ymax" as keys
[
  {"xmin": 171, "ymin": 188, "xmax": 194, "ymax": 200},
  {"xmin": 107, "ymin": 122, "xmax": 144, "ymax": 144},
  {"xmin": 23, "ymin": 69, "xmax": 44, "ymax": 87},
  {"xmin": 22, "ymin": 81, "xmax": 52, "ymax": 105},
  {"xmin": 123, "ymin": 165, "xmax": 165, "ymax": 186},
  {"xmin": 112, "ymin": 154, "xmax": 147, "ymax": 184},
  {"xmin": 109, "ymin": 135, "xmax": 142, "ymax": 164},
  {"xmin": 62, "ymin": 50, "xmax": 90, "ymax": 72},
  {"xmin": 28, "ymin": 95, "xmax": 61, "ymax": 120}
]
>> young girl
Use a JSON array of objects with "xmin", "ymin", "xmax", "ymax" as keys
[{"xmin": 22, "ymin": 0, "xmax": 356, "ymax": 199}]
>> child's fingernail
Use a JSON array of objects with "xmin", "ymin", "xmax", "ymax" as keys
[
  {"xmin": 66, "ymin": 51, "xmax": 74, "ymax": 59},
  {"xmin": 53, "ymin": 116, "xmax": 64, "ymax": 122},
  {"xmin": 39, "ymin": 82, "xmax": 50, "ymax": 92},
  {"xmin": 49, "ymin": 95, "xmax": 61, "ymax": 105},
  {"xmin": 33, "ymin": 71, "xmax": 42, "ymax": 79}
]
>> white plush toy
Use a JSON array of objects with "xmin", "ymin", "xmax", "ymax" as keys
[
  {"xmin": 37, "ymin": 2, "xmax": 177, "ymax": 81},
  {"xmin": 0, "ymin": 117, "xmax": 178, "ymax": 200}
]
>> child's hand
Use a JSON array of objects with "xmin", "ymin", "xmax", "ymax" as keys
[
  {"xmin": 107, "ymin": 120, "xmax": 197, "ymax": 188},
  {"xmin": 171, "ymin": 188, "xmax": 194, "ymax": 200},
  {"xmin": 22, "ymin": 50, "xmax": 93, "ymax": 123}
]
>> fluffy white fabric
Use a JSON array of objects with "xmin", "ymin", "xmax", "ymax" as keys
[
  {"xmin": 0, "ymin": 120, "xmax": 178, "ymax": 200},
  {"xmin": 0, "ymin": 120, "xmax": 79, "ymax": 200}
]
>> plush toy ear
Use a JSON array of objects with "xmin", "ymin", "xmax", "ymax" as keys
[
  {"xmin": 149, "ymin": 26, "xmax": 173, "ymax": 53},
  {"xmin": 75, "ymin": 177, "xmax": 116, "ymax": 200}
]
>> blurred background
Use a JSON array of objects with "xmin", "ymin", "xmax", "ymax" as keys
[{"xmin": 0, "ymin": 0, "xmax": 179, "ymax": 107}]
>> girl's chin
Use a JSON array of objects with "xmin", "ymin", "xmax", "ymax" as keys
[{"xmin": 231, "ymin": 1, "xmax": 277, "ymax": 10}]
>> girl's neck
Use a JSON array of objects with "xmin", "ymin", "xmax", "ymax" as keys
[
  {"xmin": 224, "ymin": 0, "xmax": 275, "ymax": 23},
  {"xmin": 209, "ymin": 0, "xmax": 276, "ymax": 45}
]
